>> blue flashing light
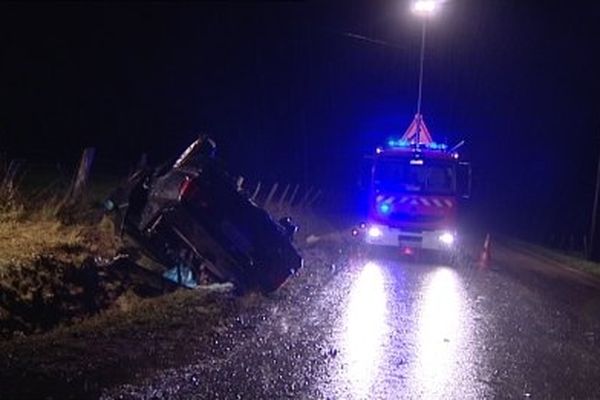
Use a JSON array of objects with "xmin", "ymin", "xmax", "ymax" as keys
[
  {"xmin": 386, "ymin": 138, "xmax": 448, "ymax": 151},
  {"xmin": 387, "ymin": 139, "xmax": 411, "ymax": 148},
  {"xmin": 378, "ymin": 202, "xmax": 392, "ymax": 215},
  {"xmin": 425, "ymin": 142, "xmax": 448, "ymax": 151}
]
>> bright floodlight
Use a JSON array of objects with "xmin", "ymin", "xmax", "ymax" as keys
[
  {"xmin": 439, "ymin": 232, "xmax": 455, "ymax": 246},
  {"xmin": 368, "ymin": 226, "xmax": 383, "ymax": 238},
  {"xmin": 412, "ymin": 0, "xmax": 438, "ymax": 16}
]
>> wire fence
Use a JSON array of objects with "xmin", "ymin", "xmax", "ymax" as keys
[
  {"xmin": 241, "ymin": 180, "xmax": 323, "ymax": 214},
  {"xmin": 2, "ymin": 148, "xmax": 326, "ymax": 218}
]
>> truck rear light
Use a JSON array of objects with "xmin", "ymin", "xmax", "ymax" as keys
[
  {"xmin": 402, "ymin": 247, "xmax": 414, "ymax": 256},
  {"xmin": 179, "ymin": 177, "xmax": 192, "ymax": 200}
]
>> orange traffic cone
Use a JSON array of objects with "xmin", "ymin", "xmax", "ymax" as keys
[{"xmin": 478, "ymin": 233, "xmax": 492, "ymax": 269}]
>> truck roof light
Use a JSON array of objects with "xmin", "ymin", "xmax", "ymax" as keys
[
  {"xmin": 387, "ymin": 139, "xmax": 411, "ymax": 148},
  {"xmin": 385, "ymin": 138, "xmax": 448, "ymax": 151},
  {"xmin": 426, "ymin": 142, "xmax": 448, "ymax": 151}
]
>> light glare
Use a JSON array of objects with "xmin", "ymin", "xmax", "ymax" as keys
[
  {"xmin": 343, "ymin": 262, "xmax": 388, "ymax": 397},
  {"xmin": 368, "ymin": 226, "xmax": 383, "ymax": 238},
  {"xmin": 412, "ymin": 268, "xmax": 463, "ymax": 396},
  {"xmin": 412, "ymin": 0, "xmax": 438, "ymax": 16},
  {"xmin": 439, "ymin": 232, "xmax": 455, "ymax": 245}
]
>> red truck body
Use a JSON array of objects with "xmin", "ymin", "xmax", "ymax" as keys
[{"xmin": 365, "ymin": 114, "xmax": 466, "ymax": 252}]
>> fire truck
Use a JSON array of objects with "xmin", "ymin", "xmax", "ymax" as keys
[{"xmin": 363, "ymin": 114, "xmax": 470, "ymax": 254}]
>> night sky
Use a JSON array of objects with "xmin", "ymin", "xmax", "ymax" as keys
[{"xmin": 1, "ymin": 1, "xmax": 599, "ymax": 239}]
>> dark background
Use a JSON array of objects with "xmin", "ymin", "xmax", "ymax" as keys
[{"xmin": 0, "ymin": 1, "xmax": 599, "ymax": 242}]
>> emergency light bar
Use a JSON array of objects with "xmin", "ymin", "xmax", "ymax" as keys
[{"xmin": 386, "ymin": 138, "xmax": 448, "ymax": 151}]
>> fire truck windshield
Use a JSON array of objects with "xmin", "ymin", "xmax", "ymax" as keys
[{"xmin": 373, "ymin": 160, "xmax": 455, "ymax": 195}]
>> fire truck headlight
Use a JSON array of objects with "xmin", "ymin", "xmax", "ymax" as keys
[
  {"xmin": 439, "ymin": 232, "xmax": 455, "ymax": 246},
  {"xmin": 368, "ymin": 226, "xmax": 383, "ymax": 238}
]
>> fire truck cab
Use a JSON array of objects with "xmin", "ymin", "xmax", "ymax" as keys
[{"xmin": 365, "ymin": 114, "xmax": 470, "ymax": 253}]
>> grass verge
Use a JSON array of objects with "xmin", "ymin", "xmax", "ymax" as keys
[{"xmin": 507, "ymin": 238, "xmax": 600, "ymax": 279}]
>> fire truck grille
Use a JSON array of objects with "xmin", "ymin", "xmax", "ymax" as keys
[{"xmin": 398, "ymin": 235, "xmax": 422, "ymax": 242}]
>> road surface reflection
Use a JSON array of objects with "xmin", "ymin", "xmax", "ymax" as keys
[
  {"xmin": 342, "ymin": 261, "xmax": 389, "ymax": 397},
  {"xmin": 327, "ymin": 260, "xmax": 476, "ymax": 399},
  {"xmin": 411, "ymin": 266, "xmax": 469, "ymax": 398}
]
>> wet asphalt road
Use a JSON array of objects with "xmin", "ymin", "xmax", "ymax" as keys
[{"xmin": 103, "ymin": 243, "xmax": 600, "ymax": 399}]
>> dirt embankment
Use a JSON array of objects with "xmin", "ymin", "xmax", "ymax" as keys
[
  {"xmin": 0, "ymin": 215, "xmax": 179, "ymax": 338},
  {"xmin": 0, "ymin": 209, "xmax": 342, "ymax": 399},
  {"xmin": 0, "ymin": 206, "xmax": 339, "ymax": 339}
]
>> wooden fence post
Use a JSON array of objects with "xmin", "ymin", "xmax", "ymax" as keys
[
  {"xmin": 63, "ymin": 147, "xmax": 96, "ymax": 208},
  {"xmin": 288, "ymin": 184, "xmax": 300, "ymax": 209},
  {"xmin": 278, "ymin": 184, "xmax": 291, "ymax": 209},
  {"xmin": 265, "ymin": 183, "xmax": 279, "ymax": 207},
  {"xmin": 307, "ymin": 189, "xmax": 322, "ymax": 208},
  {"xmin": 251, "ymin": 181, "xmax": 262, "ymax": 201},
  {"xmin": 236, "ymin": 176, "xmax": 245, "ymax": 191},
  {"xmin": 299, "ymin": 187, "xmax": 314, "ymax": 209}
]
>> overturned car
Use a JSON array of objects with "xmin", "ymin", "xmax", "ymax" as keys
[{"xmin": 105, "ymin": 136, "xmax": 303, "ymax": 293}]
